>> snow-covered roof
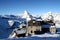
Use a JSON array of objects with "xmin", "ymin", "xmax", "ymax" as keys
[
  {"xmin": 36, "ymin": 16, "xmax": 42, "ymax": 21},
  {"xmin": 15, "ymin": 28, "xmax": 26, "ymax": 34},
  {"xmin": 50, "ymin": 26, "xmax": 56, "ymax": 28},
  {"xmin": 32, "ymin": 17, "xmax": 36, "ymax": 20},
  {"xmin": 19, "ymin": 23, "xmax": 26, "ymax": 28}
]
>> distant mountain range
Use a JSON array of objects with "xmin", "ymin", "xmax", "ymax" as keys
[{"xmin": 0, "ymin": 10, "xmax": 60, "ymax": 39}]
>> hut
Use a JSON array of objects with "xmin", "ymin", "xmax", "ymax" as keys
[
  {"xmin": 9, "ymin": 19, "xmax": 27, "ymax": 38},
  {"xmin": 14, "ymin": 28, "xmax": 26, "ymax": 37},
  {"xmin": 41, "ymin": 20, "xmax": 56, "ymax": 34},
  {"xmin": 9, "ymin": 22, "xmax": 27, "ymax": 38},
  {"xmin": 26, "ymin": 17, "xmax": 42, "ymax": 35},
  {"xmin": 14, "ymin": 22, "xmax": 27, "ymax": 37},
  {"xmin": 41, "ymin": 20, "xmax": 55, "ymax": 33},
  {"xmin": 40, "ymin": 12, "xmax": 56, "ymax": 34}
]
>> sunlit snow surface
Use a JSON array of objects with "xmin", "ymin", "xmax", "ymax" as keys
[
  {"xmin": 31, "ymin": 33, "xmax": 59, "ymax": 37},
  {"xmin": 8, "ymin": 33, "xmax": 60, "ymax": 39},
  {"xmin": 1, "ymin": 11, "xmax": 60, "ymax": 40},
  {"xmin": 5, "ymin": 33, "xmax": 60, "ymax": 40},
  {"xmin": 7, "ymin": 33, "xmax": 60, "ymax": 40}
]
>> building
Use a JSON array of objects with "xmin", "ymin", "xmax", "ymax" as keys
[
  {"xmin": 26, "ymin": 16, "xmax": 42, "ymax": 35},
  {"xmin": 41, "ymin": 19, "xmax": 55, "ymax": 34}
]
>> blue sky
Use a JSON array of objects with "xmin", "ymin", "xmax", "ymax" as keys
[{"xmin": 0, "ymin": 0, "xmax": 60, "ymax": 15}]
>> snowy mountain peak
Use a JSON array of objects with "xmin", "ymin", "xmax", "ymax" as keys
[
  {"xmin": 24, "ymin": 10, "xmax": 29, "ymax": 16},
  {"xmin": 47, "ymin": 11, "xmax": 52, "ymax": 15},
  {"xmin": 22, "ymin": 10, "xmax": 31, "ymax": 21}
]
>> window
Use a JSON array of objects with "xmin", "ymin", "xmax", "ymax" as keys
[{"xmin": 22, "ymin": 26, "xmax": 26, "ymax": 28}]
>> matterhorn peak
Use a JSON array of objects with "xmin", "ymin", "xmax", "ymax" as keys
[
  {"xmin": 22, "ymin": 10, "xmax": 31, "ymax": 21},
  {"xmin": 24, "ymin": 10, "xmax": 29, "ymax": 15},
  {"xmin": 22, "ymin": 10, "xmax": 30, "ymax": 18}
]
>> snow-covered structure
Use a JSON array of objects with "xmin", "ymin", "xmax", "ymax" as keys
[
  {"xmin": 9, "ymin": 28, "xmax": 26, "ymax": 38},
  {"xmin": 9, "ymin": 19, "xmax": 27, "ymax": 38},
  {"xmin": 26, "ymin": 16, "xmax": 42, "ymax": 35},
  {"xmin": 19, "ymin": 23, "xmax": 26, "ymax": 28},
  {"xmin": 1, "ymin": 10, "xmax": 60, "ymax": 39},
  {"xmin": 36, "ymin": 16, "xmax": 42, "ymax": 21},
  {"xmin": 40, "ymin": 12, "xmax": 55, "ymax": 34}
]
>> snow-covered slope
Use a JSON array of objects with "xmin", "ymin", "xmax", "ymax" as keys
[
  {"xmin": 53, "ymin": 14, "xmax": 60, "ymax": 28},
  {"xmin": 0, "ymin": 11, "xmax": 60, "ymax": 39},
  {"xmin": 32, "ymin": 33, "xmax": 59, "ymax": 37},
  {"xmin": 0, "ymin": 15, "xmax": 26, "ymax": 39}
]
